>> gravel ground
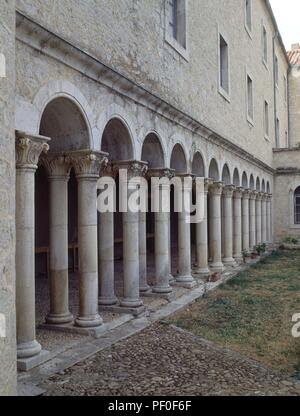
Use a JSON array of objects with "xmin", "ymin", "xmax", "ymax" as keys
[{"xmin": 41, "ymin": 323, "xmax": 300, "ymax": 396}]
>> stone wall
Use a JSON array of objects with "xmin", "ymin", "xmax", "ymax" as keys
[
  {"xmin": 0, "ymin": 0, "xmax": 17, "ymax": 396},
  {"xmin": 289, "ymin": 64, "xmax": 300, "ymax": 148},
  {"xmin": 16, "ymin": 0, "xmax": 289, "ymax": 167}
]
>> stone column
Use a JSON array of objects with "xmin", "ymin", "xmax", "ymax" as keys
[
  {"xmin": 222, "ymin": 185, "xmax": 235, "ymax": 266},
  {"xmin": 139, "ymin": 211, "xmax": 150, "ymax": 292},
  {"xmin": 261, "ymin": 194, "xmax": 267, "ymax": 243},
  {"xmin": 71, "ymin": 150, "xmax": 107, "ymax": 327},
  {"xmin": 41, "ymin": 154, "xmax": 73, "ymax": 325},
  {"xmin": 115, "ymin": 161, "xmax": 148, "ymax": 308},
  {"xmin": 256, "ymin": 193, "xmax": 262, "ymax": 245},
  {"xmin": 98, "ymin": 163, "xmax": 118, "ymax": 306},
  {"xmin": 16, "ymin": 134, "xmax": 49, "ymax": 359},
  {"xmin": 267, "ymin": 194, "xmax": 272, "ymax": 243},
  {"xmin": 175, "ymin": 174, "xmax": 196, "ymax": 287},
  {"xmin": 209, "ymin": 182, "xmax": 224, "ymax": 272},
  {"xmin": 242, "ymin": 189, "xmax": 250, "ymax": 252},
  {"xmin": 233, "ymin": 187, "xmax": 243, "ymax": 261},
  {"xmin": 149, "ymin": 169, "xmax": 173, "ymax": 294},
  {"xmin": 249, "ymin": 191, "xmax": 257, "ymax": 249},
  {"xmin": 195, "ymin": 179, "xmax": 211, "ymax": 275}
]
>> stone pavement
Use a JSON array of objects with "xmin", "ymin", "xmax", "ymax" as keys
[{"xmin": 40, "ymin": 323, "xmax": 300, "ymax": 396}]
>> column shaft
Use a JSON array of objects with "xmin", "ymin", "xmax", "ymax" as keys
[
  {"xmin": 222, "ymin": 186, "xmax": 235, "ymax": 266},
  {"xmin": 209, "ymin": 182, "xmax": 224, "ymax": 272},
  {"xmin": 233, "ymin": 188, "xmax": 243, "ymax": 260},
  {"xmin": 139, "ymin": 211, "xmax": 150, "ymax": 292},
  {"xmin": 249, "ymin": 193, "xmax": 257, "ymax": 249},
  {"xmin": 242, "ymin": 191, "xmax": 250, "ymax": 252},
  {"xmin": 195, "ymin": 180, "xmax": 210, "ymax": 274},
  {"xmin": 256, "ymin": 195, "xmax": 262, "ymax": 245},
  {"xmin": 261, "ymin": 195, "xmax": 267, "ymax": 243},
  {"xmin": 16, "ymin": 135, "xmax": 49, "ymax": 359}
]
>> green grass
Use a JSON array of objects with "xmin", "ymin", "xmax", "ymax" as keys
[{"xmin": 168, "ymin": 250, "xmax": 300, "ymax": 379}]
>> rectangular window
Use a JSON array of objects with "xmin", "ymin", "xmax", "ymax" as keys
[
  {"xmin": 247, "ymin": 75, "xmax": 254, "ymax": 121},
  {"xmin": 264, "ymin": 100, "xmax": 269, "ymax": 138},
  {"xmin": 276, "ymin": 117, "xmax": 280, "ymax": 146},
  {"xmin": 245, "ymin": 0, "xmax": 252, "ymax": 33},
  {"xmin": 262, "ymin": 26, "xmax": 268, "ymax": 64},
  {"xmin": 275, "ymin": 55, "xmax": 279, "ymax": 86},
  {"xmin": 219, "ymin": 34, "xmax": 229, "ymax": 95},
  {"xmin": 168, "ymin": 0, "xmax": 186, "ymax": 49}
]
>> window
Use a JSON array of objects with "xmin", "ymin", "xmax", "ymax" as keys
[
  {"xmin": 285, "ymin": 130, "xmax": 289, "ymax": 147},
  {"xmin": 264, "ymin": 100, "xmax": 269, "ymax": 138},
  {"xmin": 274, "ymin": 55, "xmax": 279, "ymax": 86},
  {"xmin": 276, "ymin": 117, "xmax": 280, "ymax": 146},
  {"xmin": 262, "ymin": 26, "xmax": 268, "ymax": 64},
  {"xmin": 219, "ymin": 34, "xmax": 229, "ymax": 97},
  {"xmin": 245, "ymin": 0, "xmax": 252, "ymax": 33},
  {"xmin": 247, "ymin": 74, "xmax": 253, "ymax": 121},
  {"xmin": 294, "ymin": 186, "xmax": 300, "ymax": 224},
  {"xmin": 167, "ymin": 0, "xmax": 186, "ymax": 49}
]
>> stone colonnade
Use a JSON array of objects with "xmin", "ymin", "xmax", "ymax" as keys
[{"xmin": 15, "ymin": 133, "xmax": 272, "ymax": 367}]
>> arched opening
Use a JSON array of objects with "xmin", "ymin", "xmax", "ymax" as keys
[
  {"xmin": 100, "ymin": 118, "xmax": 135, "ymax": 302},
  {"xmin": 36, "ymin": 97, "xmax": 90, "ymax": 326},
  {"xmin": 101, "ymin": 118, "xmax": 133, "ymax": 161},
  {"xmin": 294, "ymin": 186, "xmax": 300, "ymax": 224},
  {"xmin": 141, "ymin": 133, "xmax": 165, "ymax": 287},
  {"xmin": 233, "ymin": 168, "xmax": 240, "ymax": 187},
  {"xmin": 40, "ymin": 97, "xmax": 90, "ymax": 152},
  {"xmin": 250, "ymin": 174, "xmax": 255, "ymax": 190},
  {"xmin": 221, "ymin": 164, "xmax": 231, "ymax": 185},
  {"xmin": 192, "ymin": 152, "xmax": 205, "ymax": 177},
  {"xmin": 267, "ymin": 181, "xmax": 271, "ymax": 194},
  {"xmin": 262, "ymin": 179, "xmax": 266, "ymax": 192},
  {"xmin": 170, "ymin": 143, "xmax": 187, "ymax": 173},
  {"xmin": 242, "ymin": 172, "xmax": 248, "ymax": 188},
  {"xmin": 256, "ymin": 177, "xmax": 261, "ymax": 192},
  {"xmin": 170, "ymin": 144, "xmax": 188, "ymax": 275},
  {"xmin": 141, "ymin": 133, "xmax": 165, "ymax": 168},
  {"xmin": 208, "ymin": 158, "xmax": 219, "ymax": 181}
]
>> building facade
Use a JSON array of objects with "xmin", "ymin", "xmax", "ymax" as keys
[{"xmin": 0, "ymin": 0, "xmax": 299, "ymax": 394}]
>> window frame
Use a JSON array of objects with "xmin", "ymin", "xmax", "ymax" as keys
[
  {"xmin": 294, "ymin": 187, "xmax": 300, "ymax": 225},
  {"xmin": 218, "ymin": 30, "xmax": 231, "ymax": 102},
  {"xmin": 262, "ymin": 24, "xmax": 268, "ymax": 68},
  {"xmin": 274, "ymin": 54, "xmax": 279, "ymax": 88},
  {"xmin": 276, "ymin": 117, "xmax": 280, "ymax": 147},
  {"xmin": 246, "ymin": 71, "xmax": 254, "ymax": 125},
  {"xmin": 165, "ymin": 0, "xmax": 189, "ymax": 61},
  {"xmin": 264, "ymin": 100, "xmax": 270, "ymax": 141},
  {"xmin": 245, "ymin": 0, "xmax": 253, "ymax": 38}
]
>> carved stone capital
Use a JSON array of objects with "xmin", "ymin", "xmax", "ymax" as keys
[
  {"xmin": 40, "ymin": 154, "xmax": 72, "ymax": 179},
  {"xmin": 147, "ymin": 168, "xmax": 175, "ymax": 180},
  {"xmin": 249, "ymin": 190, "xmax": 258, "ymax": 200},
  {"xmin": 69, "ymin": 150, "xmax": 108, "ymax": 179},
  {"xmin": 222, "ymin": 185, "xmax": 235, "ymax": 198},
  {"xmin": 204, "ymin": 178, "xmax": 213, "ymax": 193},
  {"xmin": 113, "ymin": 160, "xmax": 148, "ymax": 180},
  {"xmin": 233, "ymin": 187, "xmax": 244, "ymax": 199},
  {"xmin": 209, "ymin": 181, "xmax": 224, "ymax": 195},
  {"xmin": 100, "ymin": 161, "xmax": 116, "ymax": 178},
  {"xmin": 242, "ymin": 189, "xmax": 251, "ymax": 199},
  {"xmin": 16, "ymin": 132, "xmax": 50, "ymax": 170}
]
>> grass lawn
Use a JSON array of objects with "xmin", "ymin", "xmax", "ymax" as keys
[{"xmin": 168, "ymin": 250, "xmax": 300, "ymax": 379}]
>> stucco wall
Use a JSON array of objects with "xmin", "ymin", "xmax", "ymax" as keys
[
  {"xmin": 0, "ymin": 0, "xmax": 17, "ymax": 396},
  {"xmin": 16, "ymin": 0, "xmax": 289, "ymax": 167},
  {"xmin": 289, "ymin": 65, "xmax": 300, "ymax": 148}
]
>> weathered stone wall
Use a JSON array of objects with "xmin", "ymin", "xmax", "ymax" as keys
[
  {"xmin": 0, "ymin": 0, "xmax": 17, "ymax": 396},
  {"xmin": 289, "ymin": 65, "xmax": 300, "ymax": 148},
  {"xmin": 16, "ymin": 0, "xmax": 289, "ymax": 167}
]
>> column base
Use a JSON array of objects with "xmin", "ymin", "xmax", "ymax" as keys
[
  {"xmin": 17, "ymin": 349, "xmax": 50, "ymax": 372},
  {"xmin": 99, "ymin": 304, "xmax": 146, "ymax": 317},
  {"xmin": 222, "ymin": 257, "xmax": 236, "ymax": 267},
  {"xmin": 210, "ymin": 262, "xmax": 224, "ymax": 273},
  {"xmin": 120, "ymin": 298, "xmax": 144, "ymax": 308},
  {"xmin": 169, "ymin": 274, "xmax": 175, "ymax": 283},
  {"xmin": 17, "ymin": 340, "xmax": 42, "ymax": 359},
  {"xmin": 139, "ymin": 284, "xmax": 151, "ymax": 293},
  {"xmin": 45, "ymin": 312, "xmax": 74, "ymax": 325},
  {"xmin": 193, "ymin": 267, "xmax": 211, "ymax": 276},
  {"xmin": 98, "ymin": 296, "xmax": 118, "ymax": 306},
  {"xmin": 173, "ymin": 275, "xmax": 197, "ymax": 289},
  {"xmin": 75, "ymin": 314, "xmax": 103, "ymax": 328},
  {"xmin": 152, "ymin": 285, "xmax": 173, "ymax": 294}
]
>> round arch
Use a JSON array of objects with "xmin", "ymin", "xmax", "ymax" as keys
[
  {"xmin": 221, "ymin": 163, "xmax": 231, "ymax": 185},
  {"xmin": 141, "ymin": 133, "xmax": 165, "ymax": 168},
  {"xmin": 267, "ymin": 181, "xmax": 271, "ymax": 194},
  {"xmin": 242, "ymin": 172, "xmax": 248, "ymax": 188},
  {"xmin": 101, "ymin": 118, "xmax": 134, "ymax": 161},
  {"xmin": 249, "ymin": 174, "xmax": 255, "ymax": 190},
  {"xmin": 170, "ymin": 143, "xmax": 188, "ymax": 173},
  {"xmin": 208, "ymin": 158, "xmax": 220, "ymax": 181},
  {"xmin": 262, "ymin": 179, "xmax": 266, "ymax": 192},
  {"xmin": 192, "ymin": 152, "xmax": 205, "ymax": 177},
  {"xmin": 233, "ymin": 168, "xmax": 240, "ymax": 186},
  {"xmin": 256, "ymin": 177, "xmax": 261, "ymax": 191}
]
